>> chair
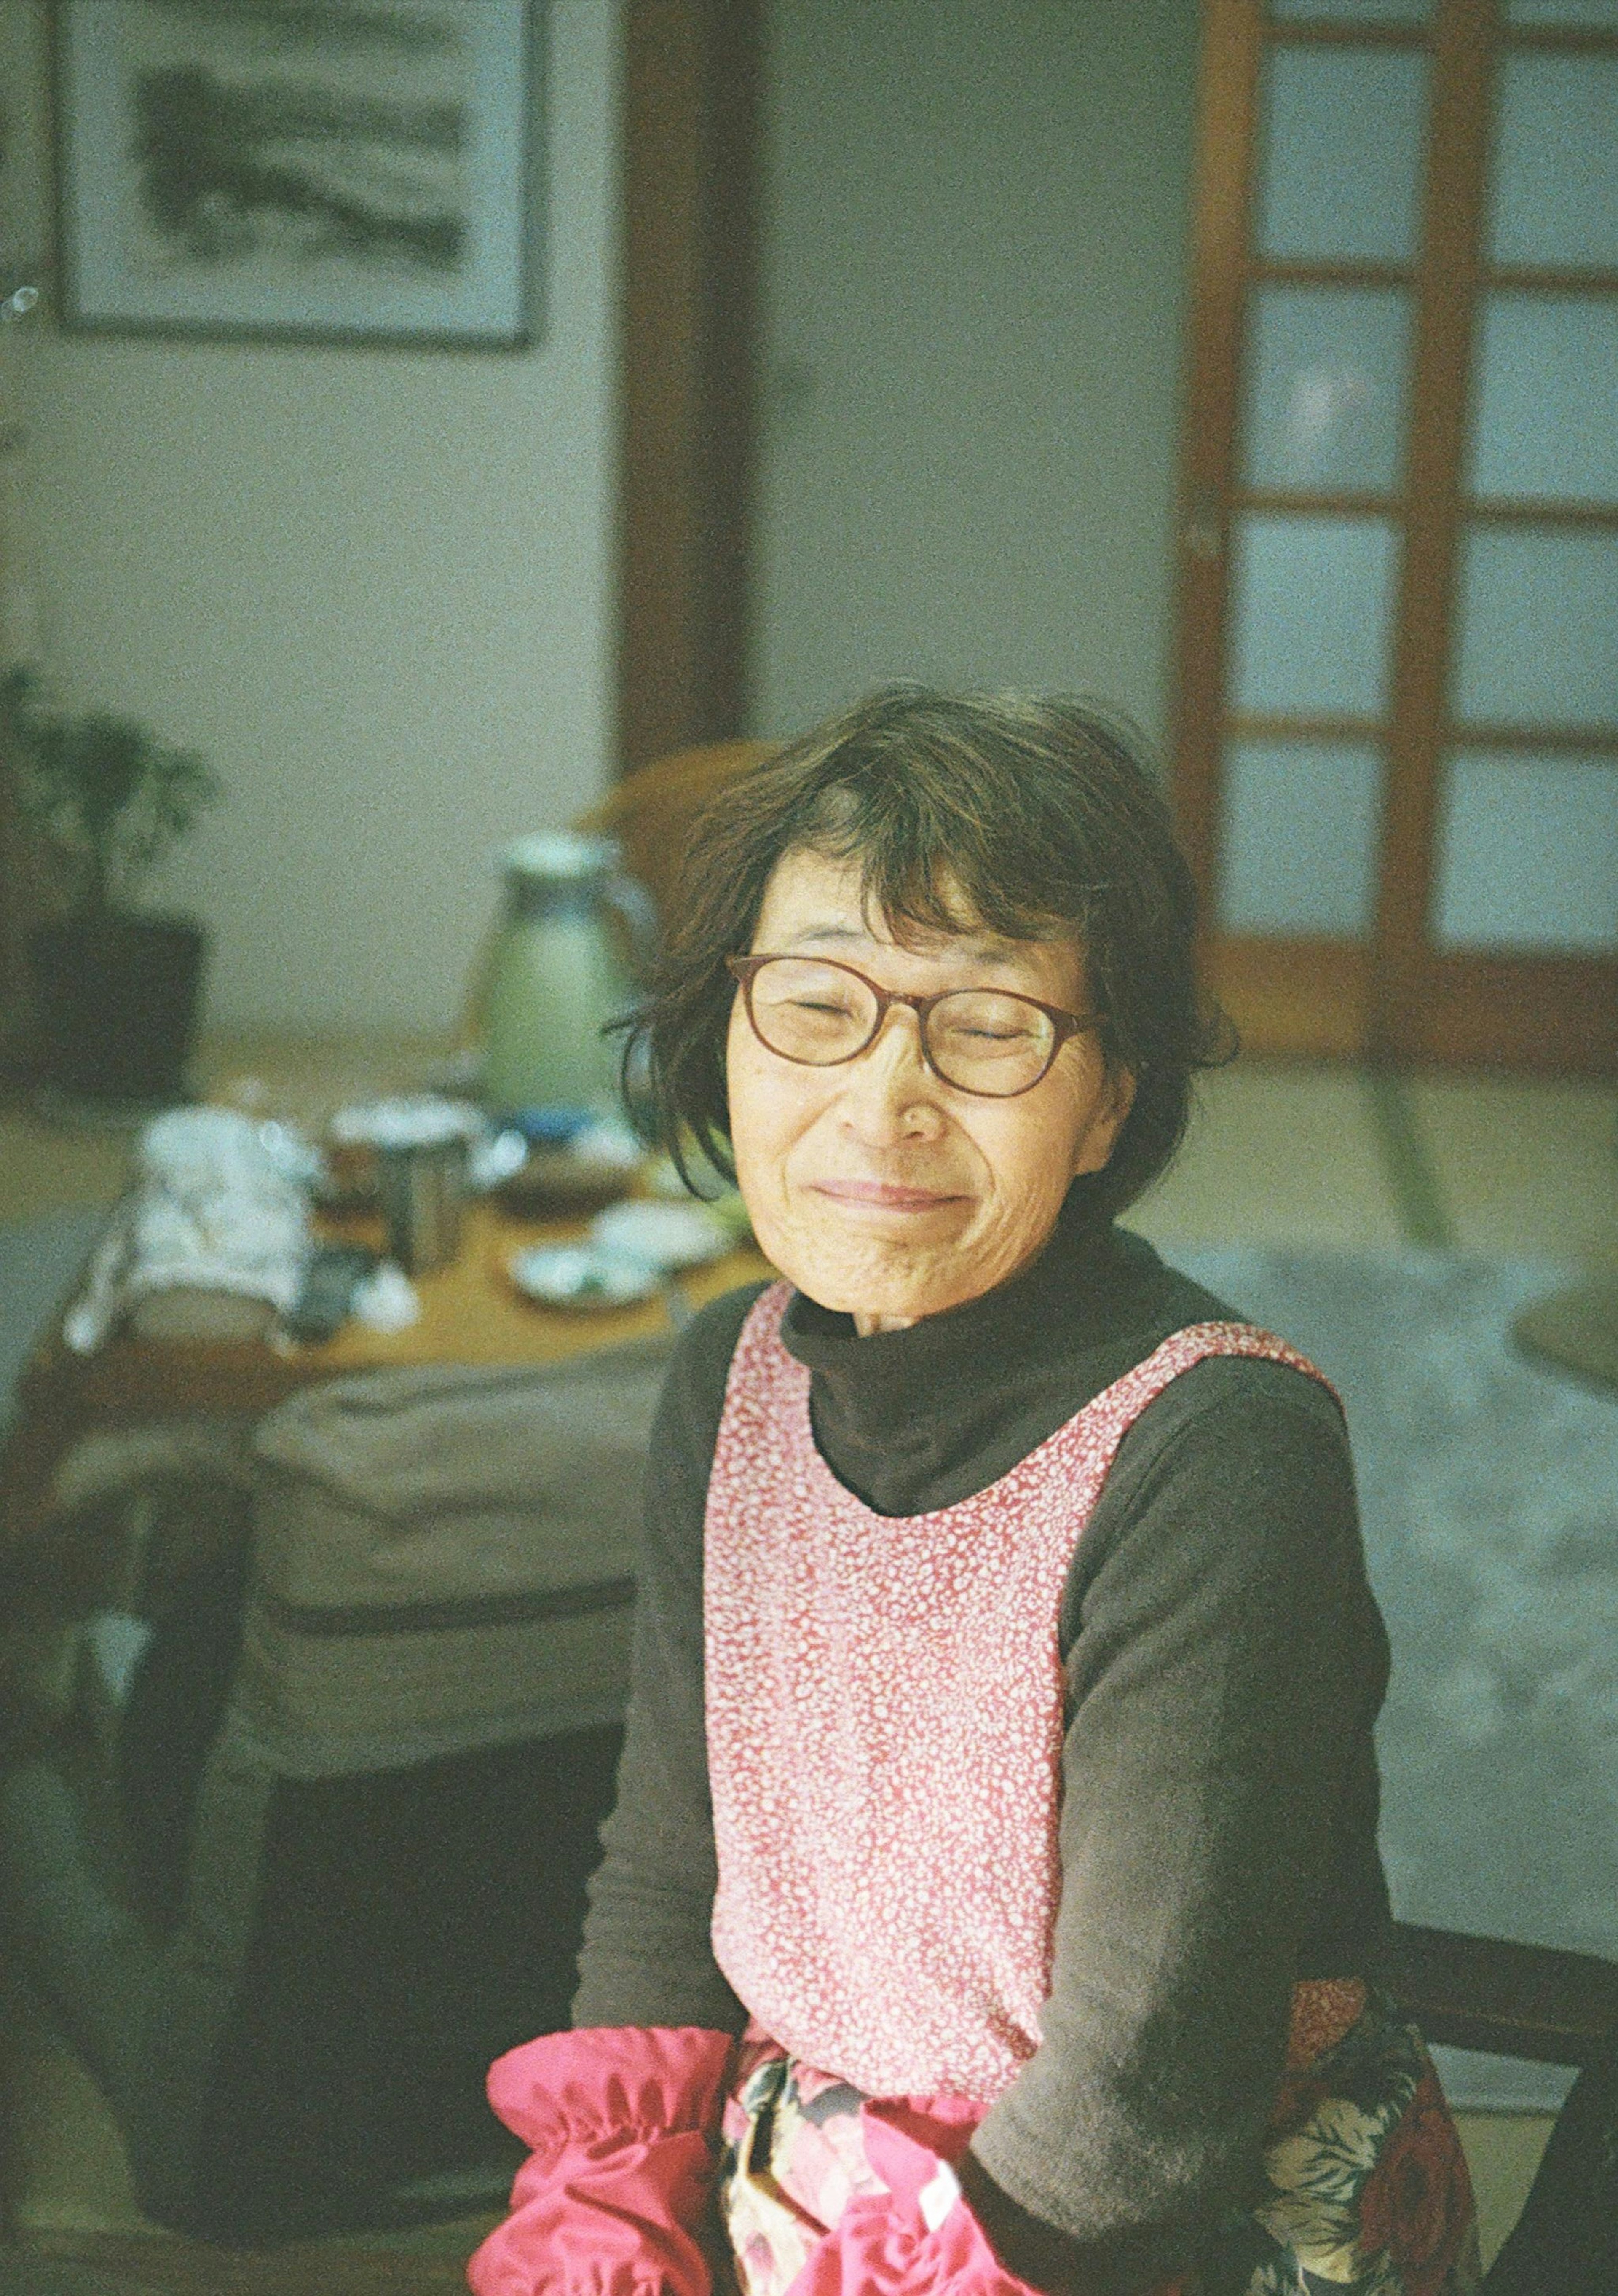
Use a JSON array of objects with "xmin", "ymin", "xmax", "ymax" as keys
[
  {"xmin": 578, "ymin": 738, "xmax": 777, "ymax": 943},
  {"xmin": 0, "ymin": 1339, "xmax": 672, "ymax": 2246},
  {"xmin": 1385, "ymin": 1922, "xmax": 1618, "ymax": 2291}
]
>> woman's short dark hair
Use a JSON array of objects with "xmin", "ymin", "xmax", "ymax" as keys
[{"xmin": 619, "ymin": 684, "xmax": 1233, "ymax": 1222}]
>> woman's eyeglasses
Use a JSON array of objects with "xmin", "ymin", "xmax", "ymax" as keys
[{"xmin": 726, "ymin": 954, "xmax": 1098, "ymax": 1100}]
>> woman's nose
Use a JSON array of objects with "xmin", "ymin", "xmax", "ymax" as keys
[{"xmin": 837, "ymin": 1005, "xmax": 943, "ymax": 1133}]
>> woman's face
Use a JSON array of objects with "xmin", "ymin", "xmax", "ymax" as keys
[{"xmin": 725, "ymin": 845, "xmax": 1135, "ymax": 1333}]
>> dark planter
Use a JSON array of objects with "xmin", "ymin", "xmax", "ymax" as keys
[{"xmin": 27, "ymin": 913, "xmax": 208, "ymax": 1105}]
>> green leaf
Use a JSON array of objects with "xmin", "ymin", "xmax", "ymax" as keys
[{"xmin": 0, "ymin": 673, "xmax": 222, "ymax": 913}]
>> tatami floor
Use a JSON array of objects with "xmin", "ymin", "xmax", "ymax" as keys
[{"xmin": 1, "ymin": 1043, "xmax": 1615, "ymax": 2280}]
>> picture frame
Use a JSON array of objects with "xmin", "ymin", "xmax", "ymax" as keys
[{"xmin": 54, "ymin": 0, "xmax": 538, "ymax": 349}]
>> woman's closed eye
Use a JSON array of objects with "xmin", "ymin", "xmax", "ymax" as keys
[
  {"xmin": 773, "ymin": 997, "xmax": 865, "ymax": 1035},
  {"xmin": 936, "ymin": 1016, "xmax": 1044, "ymax": 1046}
]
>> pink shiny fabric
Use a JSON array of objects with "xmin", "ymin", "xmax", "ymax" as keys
[
  {"xmin": 781, "ymin": 2096, "xmax": 1045, "ymax": 2296},
  {"xmin": 469, "ymin": 2024, "xmax": 734, "ymax": 2296}
]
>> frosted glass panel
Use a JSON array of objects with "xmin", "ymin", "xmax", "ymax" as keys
[
  {"xmin": 1271, "ymin": 1, "xmax": 1431, "ymax": 19},
  {"xmin": 1230, "ymin": 516, "xmax": 1399, "ymax": 715},
  {"xmin": 1490, "ymin": 55, "xmax": 1618, "ymax": 269},
  {"xmin": 1505, "ymin": 1, "xmax": 1618, "ymax": 24},
  {"xmin": 1221, "ymin": 742, "xmax": 1385, "ymax": 935},
  {"xmin": 1244, "ymin": 288, "xmax": 1411, "ymax": 491},
  {"xmin": 1256, "ymin": 48, "xmax": 1429, "ymax": 261},
  {"xmin": 1471, "ymin": 296, "xmax": 1618, "ymax": 503},
  {"xmin": 1435, "ymin": 753, "xmax": 1618, "ymax": 951},
  {"xmin": 1455, "ymin": 529, "xmax": 1618, "ymax": 727}
]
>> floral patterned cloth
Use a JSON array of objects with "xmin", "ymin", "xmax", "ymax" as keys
[
  {"xmin": 706, "ymin": 1290, "xmax": 1345, "ymax": 2104},
  {"xmin": 715, "ymin": 1985, "xmax": 1481, "ymax": 2296}
]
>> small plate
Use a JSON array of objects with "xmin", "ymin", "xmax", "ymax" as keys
[
  {"xmin": 508, "ymin": 1243, "xmax": 662, "ymax": 1312},
  {"xmin": 589, "ymin": 1199, "xmax": 733, "ymax": 1271}
]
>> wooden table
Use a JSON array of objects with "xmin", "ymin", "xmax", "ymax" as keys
[{"xmin": 0, "ymin": 1193, "xmax": 774, "ymax": 1596}]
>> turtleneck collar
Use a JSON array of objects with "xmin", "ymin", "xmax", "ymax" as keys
[{"xmin": 777, "ymin": 1189, "xmax": 1178, "ymax": 1515}]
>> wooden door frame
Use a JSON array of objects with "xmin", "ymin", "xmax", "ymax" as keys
[
  {"xmin": 1172, "ymin": 0, "xmax": 1381, "ymax": 1061},
  {"xmin": 615, "ymin": 0, "xmax": 763, "ymax": 779},
  {"xmin": 1172, "ymin": 0, "xmax": 1618, "ymax": 1077},
  {"xmin": 1369, "ymin": 0, "xmax": 1492, "ymax": 1064},
  {"xmin": 1375, "ymin": 0, "xmax": 1618, "ymax": 1073},
  {"xmin": 1173, "ymin": 0, "xmax": 1260, "ymax": 914}
]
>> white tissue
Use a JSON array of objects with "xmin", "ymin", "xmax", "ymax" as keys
[{"xmin": 65, "ymin": 1107, "xmax": 312, "ymax": 1352}]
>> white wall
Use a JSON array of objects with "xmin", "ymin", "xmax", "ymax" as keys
[
  {"xmin": 755, "ymin": 0, "xmax": 1200, "ymax": 755},
  {"xmin": 0, "ymin": 0, "xmax": 619, "ymax": 1035},
  {"xmin": 0, "ymin": 0, "xmax": 1200, "ymax": 1031}
]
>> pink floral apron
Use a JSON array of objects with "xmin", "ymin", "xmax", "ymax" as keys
[{"xmin": 703, "ymin": 1287, "xmax": 1479, "ymax": 2295}]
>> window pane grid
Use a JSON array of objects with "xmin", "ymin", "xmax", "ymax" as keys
[
  {"xmin": 1470, "ymin": 292, "xmax": 1618, "ymax": 503},
  {"xmin": 1501, "ymin": 30, "xmax": 1618, "ymax": 53},
  {"xmin": 1465, "ymin": 503, "xmax": 1618, "ymax": 524},
  {"xmin": 1240, "ymin": 284, "xmax": 1413, "ymax": 494},
  {"xmin": 1230, "ymin": 714, "xmax": 1618, "ymax": 746},
  {"xmin": 1228, "ymin": 712, "xmax": 1391, "ymax": 736},
  {"xmin": 1229, "ymin": 514, "xmax": 1401, "ymax": 717},
  {"xmin": 1453, "ymin": 526, "xmax": 1618, "ymax": 728},
  {"xmin": 1219, "ymin": 741, "xmax": 1387, "ymax": 939},
  {"xmin": 1501, "ymin": 35, "xmax": 1618, "ymax": 54},
  {"xmin": 1487, "ymin": 53, "xmax": 1618, "ymax": 269},
  {"xmin": 1484, "ymin": 271, "xmax": 1618, "ymax": 287},
  {"xmin": 1183, "ymin": 0, "xmax": 1618, "ymax": 1049},
  {"xmin": 1433, "ymin": 751, "xmax": 1618, "ymax": 953},
  {"xmin": 1255, "ymin": 48, "xmax": 1430, "ymax": 263}
]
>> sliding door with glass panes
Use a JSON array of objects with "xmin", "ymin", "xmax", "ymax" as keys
[{"xmin": 1175, "ymin": 0, "xmax": 1618, "ymax": 1073}]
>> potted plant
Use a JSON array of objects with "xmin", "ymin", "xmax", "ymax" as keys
[{"xmin": 1, "ymin": 668, "xmax": 222, "ymax": 1103}]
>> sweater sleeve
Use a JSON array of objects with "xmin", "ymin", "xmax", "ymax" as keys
[
  {"xmin": 968, "ymin": 1356, "xmax": 1388, "ymax": 2294},
  {"xmin": 569, "ymin": 1284, "xmax": 766, "ymax": 2034}
]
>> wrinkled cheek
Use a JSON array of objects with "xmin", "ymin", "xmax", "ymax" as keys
[
  {"xmin": 729, "ymin": 1114, "xmax": 788, "ymax": 1218},
  {"xmin": 748, "ymin": 1198, "xmax": 799, "ymax": 1266},
  {"xmin": 740, "ymin": 1174, "xmax": 821, "ymax": 1275}
]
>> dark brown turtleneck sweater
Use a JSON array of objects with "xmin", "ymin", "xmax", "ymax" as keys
[{"xmin": 573, "ymin": 1194, "xmax": 1392, "ymax": 2293}]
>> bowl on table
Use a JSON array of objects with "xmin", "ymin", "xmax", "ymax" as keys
[{"xmin": 480, "ymin": 1110, "xmax": 646, "ymax": 1216}]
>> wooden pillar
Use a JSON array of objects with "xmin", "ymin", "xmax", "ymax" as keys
[{"xmin": 616, "ymin": 0, "xmax": 762, "ymax": 776}]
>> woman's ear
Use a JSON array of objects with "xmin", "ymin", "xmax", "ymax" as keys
[{"xmin": 1072, "ymin": 1063, "xmax": 1136, "ymax": 1178}]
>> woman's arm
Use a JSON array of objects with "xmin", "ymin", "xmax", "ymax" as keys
[
  {"xmin": 570, "ymin": 1284, "xmax": 765, "ymax": 2033},
  {"xmin": 965, "ymin": 1357, "xmax": 1387, "ymax": 2293}
]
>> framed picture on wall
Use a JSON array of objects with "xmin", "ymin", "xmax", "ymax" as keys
[{"xmin": 54, "ymin": 0, "xmax": 539, "ymax": 348}]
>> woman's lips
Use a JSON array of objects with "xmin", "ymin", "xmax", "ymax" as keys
[{"xmin": 811, "ymin": 1180, "xmax": 965, "ymax": 1210}]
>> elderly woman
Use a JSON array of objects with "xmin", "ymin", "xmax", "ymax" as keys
[{"xmin": 470, "ymin": 690, "xmax": 1477, "ymax": 2296}]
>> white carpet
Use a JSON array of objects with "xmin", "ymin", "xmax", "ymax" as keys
[{"xmin": 1181, "ymin": 1245, "xmax": 1618, "ymax": 2112}]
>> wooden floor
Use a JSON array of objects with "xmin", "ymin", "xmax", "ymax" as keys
[{"xmin": 2, "ymin": 1041, "xmax": 1614, "ymax": 2282}]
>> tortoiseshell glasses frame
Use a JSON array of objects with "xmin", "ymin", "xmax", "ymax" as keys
[{"xmin": 725, "ymin": 952, "xmax": 1101, "ymax": 1099}]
